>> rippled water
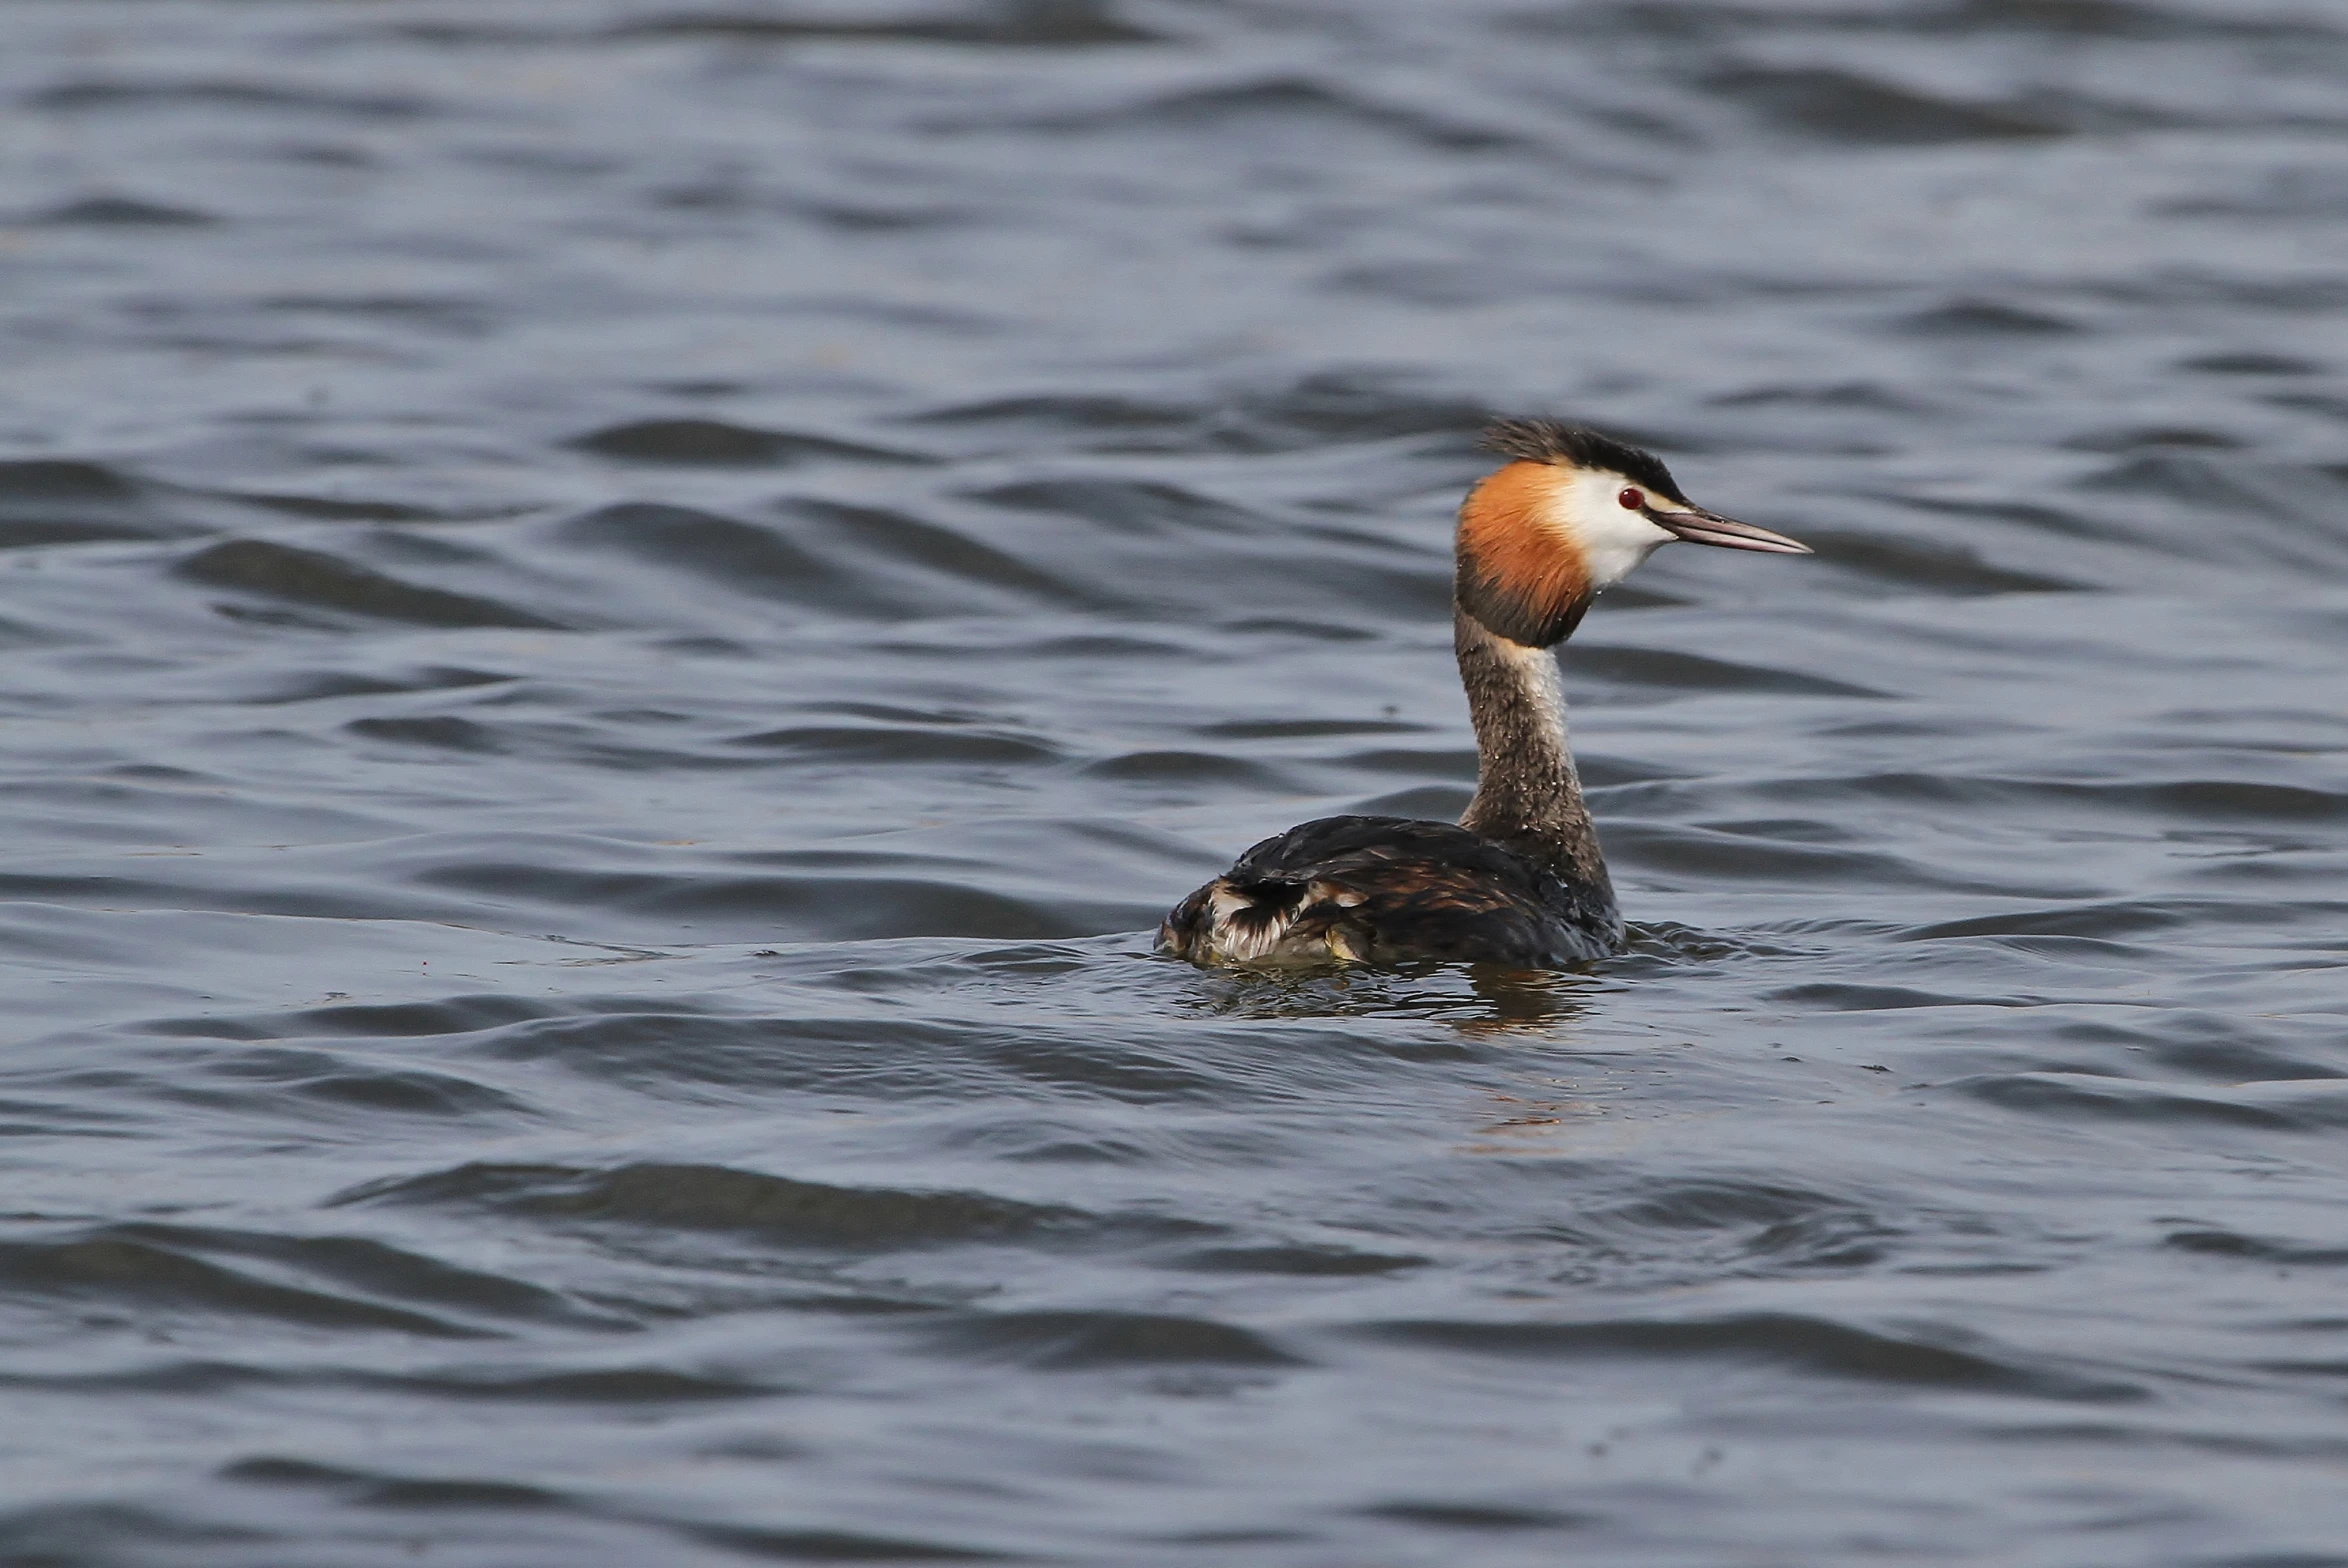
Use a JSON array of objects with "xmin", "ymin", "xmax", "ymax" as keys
[{"xmin": 3, "ymin": 1, "xmax": 2346, "ymax": 1562}]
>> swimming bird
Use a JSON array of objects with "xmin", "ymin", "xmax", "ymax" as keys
[{"xmin": 1158, "ymin": 418, "xmax": 1810, "ymax": 968}]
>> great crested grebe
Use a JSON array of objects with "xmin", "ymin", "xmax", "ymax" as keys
[{"xmin": 1159, "ymin": 418, "xmax": 1810, "ymax": 968}]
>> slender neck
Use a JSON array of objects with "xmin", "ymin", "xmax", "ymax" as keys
[{"xmin": 1454, "ymin": 608, "xmax": 1616, "ymax": 917}]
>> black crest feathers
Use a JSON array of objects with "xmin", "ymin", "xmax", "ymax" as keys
[{"xmin": 1480, "ymin": 418, "xmax": 1688, "ymax": 504}]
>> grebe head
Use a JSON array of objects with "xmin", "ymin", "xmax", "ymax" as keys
[{"xmin": 1455, "ymin": 417, "xmax": 1810, "ymax": 647}]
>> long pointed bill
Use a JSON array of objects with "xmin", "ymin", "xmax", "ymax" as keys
[{"xmin": 1645, "ymin": 506, "xmax": 1811, "ymax": 555}]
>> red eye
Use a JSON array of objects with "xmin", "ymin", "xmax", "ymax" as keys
[{"xmin": 1618, "ymin": 487, "xmax": 1644, "ymax": 510}]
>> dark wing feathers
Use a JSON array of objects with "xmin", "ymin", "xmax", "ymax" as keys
[
  {"xmin": 1229, "ymin": 815, "xmax": 1544, "ymax": 887},
  {"xmin": 1159, "ymin": 815, "xmax": 1615, "ymax": 968}
]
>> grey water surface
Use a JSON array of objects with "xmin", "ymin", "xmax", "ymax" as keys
[{"xmin": 2, "ymin": 1, "xmax": 2346, "ymax": 1563}]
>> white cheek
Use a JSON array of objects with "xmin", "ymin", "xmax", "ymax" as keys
[
  {"xmin": 1553, "ymin": 469, "xmax": 1674, "ymax": 590},
  {"xmin": 1580, "ymin": 510, "xmax": 1673, "ymax": 590}
]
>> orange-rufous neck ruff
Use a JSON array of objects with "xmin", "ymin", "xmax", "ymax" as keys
[{"xmin": 1454, "ymin": 460, "xmax": 1592, "ymax": 648}]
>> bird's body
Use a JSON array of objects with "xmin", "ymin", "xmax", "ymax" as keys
[
  {"xmin": 1159, "ymin": 418, "xmax": 1808, "ymax": 970},
  {"xmin": 1157, "ymin": 813, "xmax": 1615, "ymax": 969}
]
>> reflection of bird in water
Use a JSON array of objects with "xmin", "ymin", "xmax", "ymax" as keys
[
  {"xmin": 1161, "ymin": 419, "xmax": 1809, "ymax": 969},
  {"xmin": 1177, "ymin": 953, "xmax": 1592, "ymax": 1036}
]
